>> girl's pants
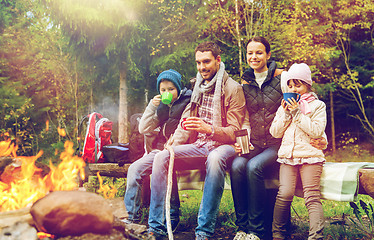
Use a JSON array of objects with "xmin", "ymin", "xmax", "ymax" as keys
[{"xmin": 272, "ymin": 162, "xmax": 324, "ymax": 240}]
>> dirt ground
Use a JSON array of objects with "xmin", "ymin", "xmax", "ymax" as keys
[{"xmin": 54, "ymin": 224, "xmax": 236, "ymax": 240}]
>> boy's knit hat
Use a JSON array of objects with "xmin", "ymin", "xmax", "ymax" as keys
[
  {"xmin": 285, "ymin": 63, "xmax": 313, "ymax": 86},
  {"xmin": 156, "ymin": 69, "xmax": 182, "ymax": 95}
]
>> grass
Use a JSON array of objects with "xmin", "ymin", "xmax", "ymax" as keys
[{"xmin": 86, "ymin": 143, "xmax": 374, "ymax": 239}]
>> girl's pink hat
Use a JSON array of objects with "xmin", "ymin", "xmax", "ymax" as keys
[{"xmin": 284, "ymin": 63, "xmax": 312, "ymax": 86}]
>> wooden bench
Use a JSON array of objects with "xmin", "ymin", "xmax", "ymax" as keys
[{"xmin": 86, "ymin": 163, "xmax": 374, "ymax": 201}]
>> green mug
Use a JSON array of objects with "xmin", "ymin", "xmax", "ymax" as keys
[{"xmin": 161, "ymin": 92, "xmax": 173, "ymax": 105}]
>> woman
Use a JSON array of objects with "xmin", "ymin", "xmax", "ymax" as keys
[
  {"xmin": 231, "ymin": 37, "xmax": 327, "ymax": 240},
  {"xmin": 231, "ymin": 36, "xmax": 283, "ymax": 240}
]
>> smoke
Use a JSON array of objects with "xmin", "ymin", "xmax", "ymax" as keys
[
  {"xmin": 92, "ymin": 96, "xmax": 119, "ymax": 124},
  {"xmin": 90, "ymin": 96, "xmax": 119, "ymax": 142}
]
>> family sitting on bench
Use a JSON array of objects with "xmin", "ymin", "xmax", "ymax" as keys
[{"xmin": 124, "ymin": 39, "xmax": 328, "ymax": 240}]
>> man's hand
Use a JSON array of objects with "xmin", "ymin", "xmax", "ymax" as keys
[
  {"xmin": 310, "ymin": 137, "xmax": 327, "ymax": 150},
  {"xmin": 182, "ymin": 117, "xmax": 212, "ymax": 135}
]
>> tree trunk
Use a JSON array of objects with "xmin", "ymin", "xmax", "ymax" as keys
[
  {"xmin": 235, "ymin": 0, "xmax": 243, "ymax": 76},
  {"xmin": 74, "ymin": 58, "xmax": 79, "ymax": 138},
  {"xmin": 90, "ymin": 78, "xmax": 94, "ymax": 112},
  {"xmin": 118, "ymin": 63, "xmax": 129, "ymax": 143},
  {"xmin": 329, "ymin": 90, "xmax": 336, "ymax": 155}
]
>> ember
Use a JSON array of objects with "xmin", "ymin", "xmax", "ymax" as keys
[{"xmin": 37, "ymin": 231, "xmax": 55, "ymax": 239}]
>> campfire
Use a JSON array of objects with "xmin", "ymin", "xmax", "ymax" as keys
[
  {"xmin": 0, "ymin": 136, "xmax": 145, "ymax": 240},
  {"xmin": 0, "ymin": 139, "xmax": 85, "ymax": 212}
]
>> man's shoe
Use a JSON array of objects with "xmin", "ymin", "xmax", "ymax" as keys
[
  {"xmin": 246, "ymin": 233, "xmax": 260, "ymax": 240},
  {"xmin": 233, "ymin": 231, "xmax": 248, "ymax": 240},
  {"xmin": 120, "ymin": 218, "xmax": 141, "ymax": 224}
]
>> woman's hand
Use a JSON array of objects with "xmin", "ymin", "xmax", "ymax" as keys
[
  {"xmin": 310, "ymin": 137, "xmax": 327, "ymax": 150},
  {"xmin": 152, "ymin": 95, "xmax": 161, "ymax": 106},
  {"xmin": 234, "ymin": 142, "xmax": 242, "ymax": 155}
]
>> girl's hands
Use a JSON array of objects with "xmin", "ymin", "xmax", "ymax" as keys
[
  {"xmin": 152, "ymin": 95, "xmax": 161, "ymax": 106},
  {"xmin": 281, "ymin": 99, "xmax": 288, "ymax": 110},
  {"xmin": 281, "ymin": 98, "xmax": 299, "ymax": 112}
]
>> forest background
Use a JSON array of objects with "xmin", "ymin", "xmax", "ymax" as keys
[{"xmin": 0, "ymin": 0, "xmax": 373, "ymax": 162}]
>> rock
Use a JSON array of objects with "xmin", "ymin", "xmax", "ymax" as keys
[
  {"xmin": 106, "ymin": 197, "xmax": 128, "ymax": 220},
  {"xmin": 0, "ymin": 222, "xmax": 37, "ymax": 240},
  {"xmin": 0, "ymin": 207, "xmax": 33, "ymax": 229},
  {"xmin": 359, "ymin": 169, "xmax": 374, "ymax": 198},
  {"xmin": 30, "ymin": 191, "xmax": 113, "ymax": 236}
]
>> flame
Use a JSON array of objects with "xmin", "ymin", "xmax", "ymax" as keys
[
  {"xmin": 37, "ymin": 232, "xmax": 54, "ymax": 239},
  {"xmin": 97, "ymin": 172, "xmax": 117, "ymax": 199},
  {"xmin": 0, "ymin": 139, "xmax": 17, "ymax": 157},
  {"xmin": 0, "ymin": 140, "xmax": 86, "ymax": 212},
  {"xmin": 57, "ymin": 127, "xmax": 66, "ymax": 137}
]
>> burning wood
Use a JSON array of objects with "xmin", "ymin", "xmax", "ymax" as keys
[
  {"xmin": 0, "ymin": 141, "xmax": 85, "ymax": 212},
  {"xmin": 0, "ymin": 139, "xmax": 149, "ymax": 239}
]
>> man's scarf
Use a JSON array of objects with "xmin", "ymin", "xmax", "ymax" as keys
[{"xmin": 191, "ymin": 62, "xmax": 225, "ymax": 128}]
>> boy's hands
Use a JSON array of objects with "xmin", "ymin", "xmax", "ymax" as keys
[{"xmin": 152, "ymin": 95, "xmax": 162, "ymax": 106}]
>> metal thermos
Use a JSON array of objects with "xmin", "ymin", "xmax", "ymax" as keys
[{"xmin": 235, "ymin": 129, "xmax": 252, "ymax": 155}]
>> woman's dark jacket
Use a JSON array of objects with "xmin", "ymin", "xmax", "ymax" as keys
[{"xmin": 241, "ymin": 61, "xmax": 282, "ymax": 147}]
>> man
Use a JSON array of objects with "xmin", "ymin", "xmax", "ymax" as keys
[{"xmin": 147, "ymin": 42, "xmax": 246, "ymax": 240}]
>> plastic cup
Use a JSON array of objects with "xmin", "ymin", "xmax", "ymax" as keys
[
  {"xmin": 180, "ymin": 118, "xmax": 187, "ymax": 130},
  {"xmin": 283, "ymin": 92, "xmax": 301, "ymax": 104},
  {"xmin": 161, "ymin": 92, "xmax": 173, "ymax": 105}
]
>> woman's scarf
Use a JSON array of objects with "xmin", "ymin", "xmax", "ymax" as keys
[
  {"xmin": 191, "ymin": 62, "xmax": 225, "ymax": 128},
  {"xmin": 299, "ymin": 92, "xmax": 316, "ymax": 114}
]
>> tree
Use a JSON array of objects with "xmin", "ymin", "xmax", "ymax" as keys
[
  {"xmin": 44, "ymin": 0, "xmax": 151, "ymax": 142},
  {"xmin": 0, "ymin": 0, "xmax": 77, "ymax": 154},
  {"xmin": 325, "ymin": 0, "xmax": 374, "ymax": 141}
]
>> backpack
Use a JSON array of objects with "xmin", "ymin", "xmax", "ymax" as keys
[
  {"xmin": 128, "ymin": 113, "xmax": 147, "ymax": 160},
  {"xmin": 80, "ymin": 112, "xmax": 113, "ymax": 163},
  {"xmin": 128, "ymin": 113, "xmax": 165, "ymax": 160}
]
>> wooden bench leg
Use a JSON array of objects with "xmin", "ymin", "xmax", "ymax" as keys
[{"xmin": 141, "ymin": 175, "xmax": 151, "ymax": 207}]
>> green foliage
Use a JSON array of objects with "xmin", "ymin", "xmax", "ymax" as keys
[
  {"xmin": 0, "ymin": 0, "xmax": 374, "ymax": 151},
  {"xmin": 349, "ymin": 200, "xmax": 374, "ymax": 238}
]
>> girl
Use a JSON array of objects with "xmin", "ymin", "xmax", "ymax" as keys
[{"xmin": 270, "ymin": 63, "xmax": 327, "ymax": 240}]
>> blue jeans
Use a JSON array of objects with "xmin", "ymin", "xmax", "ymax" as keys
[
  {"xmin": 148, "ymin": 144, "xmax": 236, "ymax": 237},
  {"xmin": 230, "ymin": 144, "xmax": 280, "ymax": 239},
  {"xmin": 124, "ymin": 150, "xmax": 180, "ymax": 222}
]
